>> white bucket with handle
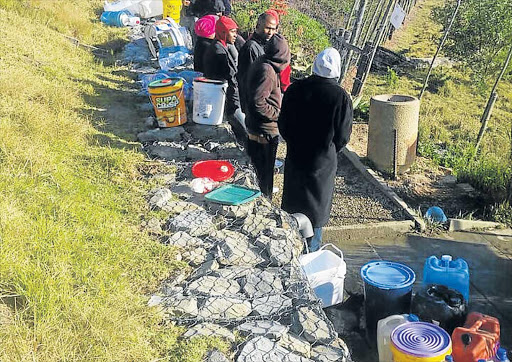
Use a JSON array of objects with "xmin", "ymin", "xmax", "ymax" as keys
[{"xmin": 299, "ymin": 244, "xmax": 346, "ymax": 308}]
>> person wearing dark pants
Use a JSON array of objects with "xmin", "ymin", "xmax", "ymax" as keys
[
  {"xmin": 244, "ymin": 34, "xmax": 290, "ymax": 198},
  {"xmin": 278, "ymin": 48, "xmax": 353, "ymax": 252},
  {"xmin": 246, "ymin": 134, "xmax": 279, "ymax": 196}
]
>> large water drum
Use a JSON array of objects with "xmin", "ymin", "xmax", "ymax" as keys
[
  {"xmin": 367, "ymin": 94, "xmax": 420, "ymax": 174},
  {"xmin": 193, "ymin": 77, "xmax": 227, "ymax": 125}
]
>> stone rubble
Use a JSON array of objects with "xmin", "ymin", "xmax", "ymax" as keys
[{"xmin": 126, "ymin": 27, "xmax": 351, "ymax": 362}]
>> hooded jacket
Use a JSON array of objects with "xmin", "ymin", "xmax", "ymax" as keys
[
  {"xmin": 203, "ymin": 16, "xmax": 240, "ymax": 114},
  {"xmin": 278, "ymin": 47, "xmax": 353, "ymax": 227},
  {"xmin": 245, "ymin": 33, "xmax": 290, "ymax": 136}
]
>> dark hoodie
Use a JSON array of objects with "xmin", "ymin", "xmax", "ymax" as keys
[{"xmin": 244, "ymin": 33, "xmax": 290, "ymax": 136}]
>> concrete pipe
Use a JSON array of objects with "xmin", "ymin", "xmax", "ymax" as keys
[{"xmin": 367, "ymin": 94, "xmax": 420, "ymax": 174}]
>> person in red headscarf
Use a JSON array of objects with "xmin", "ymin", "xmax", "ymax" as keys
[{"xmin": 203, "ymin": 16, "xmax": 245, "ymax": 140}]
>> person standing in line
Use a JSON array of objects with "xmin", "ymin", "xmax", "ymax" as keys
[
  {"xmin": 237, "ymin": 11, "xmax": 278, "ymax": 113},
  {"xmin": 245, "ymin": 34, "xmax": 290, "ymax": 198},
  {"xmin": 190, "ymin": 0, "xmax": 225, "ymax": 18},
  {"xmin": 193, "ymin": 15, "xmax": 217, "ymax": 73},
  {"xmin": 278, "ymin": 48, "xmax": 353, "ymax": 252},
  {"xmin": 203, "ymin": 16, "xmax": 246, "ymax": 140}
]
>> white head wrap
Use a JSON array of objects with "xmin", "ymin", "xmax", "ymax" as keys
[{"xmin": 312, "ymin": 47, "xmax": 342, "ymax": 79}]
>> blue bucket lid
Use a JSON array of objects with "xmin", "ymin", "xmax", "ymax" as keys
[
  {"xmin": 391, "ymin": 322, "xmax": 451, "ymax": 358},
  {"xmin": 360, "ymin": 261, "xmax": 415, "ymax": 290}
]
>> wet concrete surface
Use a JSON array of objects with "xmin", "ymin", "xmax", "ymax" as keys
[{"xmin": 322, "ymin": 230, "xmax": 512, "ymax": 362}]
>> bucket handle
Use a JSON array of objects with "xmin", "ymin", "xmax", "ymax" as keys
[
  {"xmin": 319, "ymin": 243, "xmax": 344, "ymax": 262},
  {"xmin": 302, "ymin": 242, "xmax": 344, "ymax": 263}
]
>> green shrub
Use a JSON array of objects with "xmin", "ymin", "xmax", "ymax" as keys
[{"xmin": 232, "ymin": 2, "xmax": 331, "ymax": 71}]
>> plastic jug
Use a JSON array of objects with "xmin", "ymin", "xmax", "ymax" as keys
[
  {"xmin": 411, "ymin": 284, "xmax": 467, "ymax": 333},
  {"xmin": 452, "ymin": 312, "xmax": 500, "ymax": 362},
  {"xmin": 163, "ymin": 0, "xmax": 182, "ymax": 23},
  {"xmin": 377, "ymin": 314, "xmax": 419, "ymax": 362},
  {"xmin": 423, "ymin": 255, "xmax": 470, "ymax": 302}
]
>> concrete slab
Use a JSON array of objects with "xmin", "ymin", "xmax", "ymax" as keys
[
  {"xmin": 324, "ymin": 230, "xmax": 512, "ymax": 361},
  {"xmin": 448, "ymin": 218, "xmax": 502, "ymax": 232}
]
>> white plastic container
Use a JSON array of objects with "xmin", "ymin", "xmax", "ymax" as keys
[
  {"xmin": 377, "ymin": 314, "xmax": 419, "ymax": 362},
  {"xmin": 137, "ymin": 0, "xmax": 163, "ymax": 18},
  {"xmin": 193, "ymin": 78, "xmax": 227, "ymax": 125},
  {"xmin": 299, "ymin": 244, "xmax": 346, "ymax": 308}
]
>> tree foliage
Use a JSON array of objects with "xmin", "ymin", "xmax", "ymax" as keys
[{"xmin": 434, "ymin": 0, "xmax": 512, "ymax": 84}]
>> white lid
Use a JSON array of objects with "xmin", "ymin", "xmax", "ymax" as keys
[{"xmin": 441, "ymin": 255, "xmax": 452, "ymax": 262}]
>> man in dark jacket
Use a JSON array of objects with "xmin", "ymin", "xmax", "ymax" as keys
[
  {"xmin": 278, "ymin": 48, "xmax": 353, "ymax": 252},
  {"xmin": 245, "ymin": 34, "xmax": 290, "ymax": 198},
  {"xmin": 237, "ymin": 12, "xmax": 278, "ymax": 112}
]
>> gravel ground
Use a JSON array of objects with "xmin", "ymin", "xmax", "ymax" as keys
[{"xmin": 272, "ymin": 143, "xmax": 407, "ymax": 226}]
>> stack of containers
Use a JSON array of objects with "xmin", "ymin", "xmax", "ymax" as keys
[{"xmin": 422, "ymin": 255, "xmax": 470, "ymax": 303}]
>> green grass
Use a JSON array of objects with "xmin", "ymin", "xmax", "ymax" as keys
[
  {"xmin": 361, "ymin": 0, "xmax": 512, "ymax": 206},
  {"xmin": 0, "ymin": 1, "xmax": 228, "ymax": 360},
  {"xmin": 232, "ymin": 0, "xmax": 331, "ymax": 72}
]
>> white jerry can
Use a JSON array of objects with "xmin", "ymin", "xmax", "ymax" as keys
[{"xmin": 299, "ymin": 244, "xmax": 347, "ymax": 308}]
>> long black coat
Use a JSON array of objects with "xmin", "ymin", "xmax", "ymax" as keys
[
  {"xmin": 203, "ymin": 40, "xmax": 240, "ymax": 115},
  {"xmin": 194, "ymin": 36, "xmax": 215, "ymax": 73},
  {"xmin": 278, "ymin": 75, "xmax": 353, "ymax": 227}
]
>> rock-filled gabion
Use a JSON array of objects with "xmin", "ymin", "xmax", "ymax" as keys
[
  {"xmin": 138, "ymin": 122, "xmax": 352, "ymax": 361},
  {"xmin": 126, "ymin": 22, "xmax": 351, "ymax": 361}
]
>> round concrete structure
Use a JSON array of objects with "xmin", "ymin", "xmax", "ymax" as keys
[{"xmin": 367, "ymin": 94, "xmax": 420, "ymax": 174}]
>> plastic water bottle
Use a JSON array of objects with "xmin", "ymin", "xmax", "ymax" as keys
[
  {"xmin": 100, "ymin": 10, "xmax": 131, "ymax": 27},
  {"xmin": 159, "ymin": 51, "xmax": 188, "ymax": 70}
]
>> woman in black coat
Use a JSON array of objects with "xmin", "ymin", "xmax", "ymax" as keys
[
  {"xmin": 278, "ymin": 47, "xmax": 353, "ymax": 252},
  {"xmin": 203, "ymin": 16, "xmax": 240, "ymax": 116}
]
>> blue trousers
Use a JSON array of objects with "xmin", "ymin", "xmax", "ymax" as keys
[{"xmin": 308, "ymin": 227, "xmax": 323, "ymax": 252}]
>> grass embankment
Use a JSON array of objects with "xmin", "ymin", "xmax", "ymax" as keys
[
  {"xmin": 362, "ymin": 0, "xmax": 512, "ymax": 210},
  {"xmin": 0, "ymin": 0, "xmax": 229, "ymax": 360}
]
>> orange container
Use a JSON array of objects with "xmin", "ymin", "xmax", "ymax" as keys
[
  {"xmin": 148, "ymin": 78, "xmax": 187, "ymax": 128},
  {"xmin": 451, "ymin": 312, "xmax": 500, "ymax": 362}
]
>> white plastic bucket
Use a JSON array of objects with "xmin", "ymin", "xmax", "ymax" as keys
[
  {"xmin": 299, "ymin": 244, "xmax": 346, "ymax": 308},
  {"xmin": 193, "ymin": 77, "xmax": 227, "ymax": 125}
]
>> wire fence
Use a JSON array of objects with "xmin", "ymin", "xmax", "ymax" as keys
[{"xmin": 142, "ymin": 121, "xmax": 351, "ymax": 360}]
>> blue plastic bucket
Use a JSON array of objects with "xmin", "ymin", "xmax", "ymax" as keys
[{"xmin": 360, "ymin": 261, "xmax": 416, "ymax": 343}]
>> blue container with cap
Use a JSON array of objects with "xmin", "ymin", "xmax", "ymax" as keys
[
  {"xmin": 360, "ymin": 261, "xmax": 416, "ymax": 343},
  {"xmin": 423, "ymin": 255, "xmax": 470, "ymax": 302}
]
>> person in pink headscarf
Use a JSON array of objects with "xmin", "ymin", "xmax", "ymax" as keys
[{"xmin": 194, "ymin": 15, "xmax": 217, "ymax": 72}]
